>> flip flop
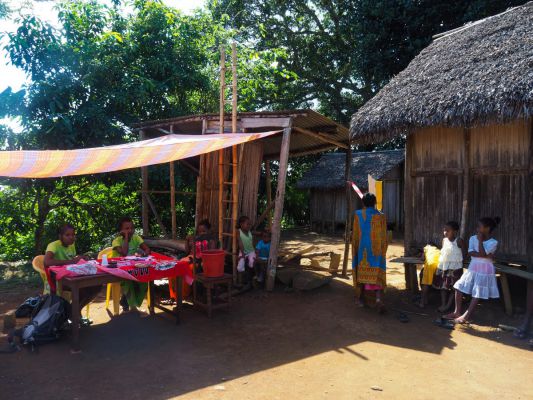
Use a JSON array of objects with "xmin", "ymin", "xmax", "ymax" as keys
[
  {"xmin": 433, "ymin": 318, "xmax": 455, "ymax": 330},
  {"xmin": 513, "ymin": 328, "xmax": 528, "ymax": 340},
  {"xmin": 397, "ymin": 312, "xmax": 409, "ymax": 323}
]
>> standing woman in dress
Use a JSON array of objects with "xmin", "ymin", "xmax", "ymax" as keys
[{"xmin": 352, "ymin": 193, "xmax": 388, "ymax": 312}]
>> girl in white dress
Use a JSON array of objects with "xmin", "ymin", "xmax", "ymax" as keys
[
  {"xmin": 445, "ymin": 217, "xmax": 500, "ymax": 323},
  {"xmin": 433, "ymin": 221, "xmax": 466, "ymax": 312}
]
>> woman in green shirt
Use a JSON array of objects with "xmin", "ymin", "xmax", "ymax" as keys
[
  {"xmin": 44, "ymin": 224, "xmax": 101, "ymax": 318},
  {"xmin": 112, "ymin": 217, "xmax": 151, "ymax": 311}
]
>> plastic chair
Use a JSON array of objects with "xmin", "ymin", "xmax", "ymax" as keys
[
  {"xmin": 99, "ymin": 247, "xmax": 122, "ymax": 316},
  {"xmin": 32, "ymin": 255, "xmax": 50, "ymax": 295}
]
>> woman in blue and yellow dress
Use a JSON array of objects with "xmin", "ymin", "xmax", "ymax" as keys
[{"xmin": 352, "ymin": 193, "xmax": 388, "ymax": 312}]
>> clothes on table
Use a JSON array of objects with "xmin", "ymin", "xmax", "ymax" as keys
[
  {"xmin": 352, "ymin": 207, "xmax": 388, "ymax": 290},
  {"xmin": 454, "ymin": 236, "xmax": 499, "ymax": 299}
]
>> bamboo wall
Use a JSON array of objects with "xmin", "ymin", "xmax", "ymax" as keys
[
  {"xmin": 405, "ymin": 119, "xmax": 531, "ymax": 263},
  {"xmin": 196, "ymin": 141, "xmax": 264, "ymax": 233}
]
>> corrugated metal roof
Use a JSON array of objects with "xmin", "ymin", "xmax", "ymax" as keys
[{"xmin": 131, "ymin": 109, "xmax": 349, "ymax": 158}]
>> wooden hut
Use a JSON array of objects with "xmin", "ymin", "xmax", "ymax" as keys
[
  {"xmin": 133, "ymin": 109, "xmax": 350, "ymax": 288},
  {"xmin": 297, "ymin": 150, "xmax": 404, "ymax": 233},
  {"xmin": 350, "ymin": 3, "xmax": 533, "ymax": 270}
]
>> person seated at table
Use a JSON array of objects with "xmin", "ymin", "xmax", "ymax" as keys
[
  {"xmin": 169, "ymin": 219, "xmax": 217, "ymax": 301},
  {"xmin": 112, "ymin": 217, "xmax": 151, "ymax": 312},
  {"xmin": 44, "ymin": 223, "xmax": 101, "ymax": 323}
]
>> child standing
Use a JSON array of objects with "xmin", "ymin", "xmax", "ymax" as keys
[
  {"xmin": 445, "ymin": 217, "xmax": 500, "ymax": 323},
  {"xmin": 254, "ymin": 230, "xmax": 271, "ymax": 283},
  {"xmin": 433, "ymin": 221, "xmax": 465, "ymax": 312},
  {"xmin": 237, "ymin": 216, "xmax": 256, "ymax": 279},
  {"xmin": 112, "ymin": 217, "xmax": 151, "ymax": 311}
]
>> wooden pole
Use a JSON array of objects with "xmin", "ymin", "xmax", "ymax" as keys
[
  {"xmin": 403, "ymin": 136, "xmax": 414, "ymax": 290},
  {"xmin": 526, "ymin": 119, "xmax": 533, "ymax": 322},
  {"xmin": 169, "ymin": 125, "xmax": 177, "ymax": 240},
  {"xmin": 218, "ymin": 45, "xmax": 226, "ymax": 244},
  {"xmin": 195, "ymin": 119, "xmax": 207, "ymax": 227},
  {"xmin": 459, "ymin": 128, "xmax": 471, "ymax": 239},
  {"xmin": 266, "ymin": 120, "xmax": 292, "ymax": 291},
  {"xmin": 140, "ymin": 130, "xmax": 149, "ymax": 236},
  {"xmin": 342, "ymin": 145, "xmax": 352, "ymax": 277},
  {"xmin": 231, "ymin": 42, "xmax": 239, "ymax": 282},
  {"xmin": 265, "ymin": 160, "xmax": 273, "ymax": 228}
]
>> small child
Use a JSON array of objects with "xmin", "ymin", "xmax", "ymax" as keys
[
  {"xmin": 112, "ymin": 217, "xmax": 151, "ymax": 311},
  {"xmin": 433, "ymin": 221, "xmax": 465, "ymax": 312},
  {"xmin": 237, "ymin": 216, "xmax": 256, "ymax": 278},
  {"xmin": 254, "ymin": 230, "xmax": 271, "ymax": 283},
  {"xmin": 445, "ymin": 217, "xmax": 500, "ymax": 323},
  {"xmin": 418, "ymin": 244, "xmax": 440, "ymax": 308}
]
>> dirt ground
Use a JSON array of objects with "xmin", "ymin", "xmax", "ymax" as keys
[{"xmin": 1, "ymin": 231, "xmax": 531, "ymax": 400}]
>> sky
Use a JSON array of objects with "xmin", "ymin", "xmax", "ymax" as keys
[{"xmin": 0, "ymin": 0, "xmax": 205, "ymax": 92}]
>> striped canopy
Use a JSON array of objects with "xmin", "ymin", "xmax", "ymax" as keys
[{"xmin": 0, "ymin": 132, "xmax": 279, "ymax": 178}]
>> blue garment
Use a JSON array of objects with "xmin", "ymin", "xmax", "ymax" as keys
[
  {"xmin": 352, "ymin": 207, "xmax": 388, "ymax": 287},
  {"xmin": 256, "ymin": 240, "xmax": 271, "ymax": 259}
]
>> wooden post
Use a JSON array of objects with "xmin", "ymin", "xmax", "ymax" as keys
[
  {"xmin": 140, "ymin": 130, "xmax": 149, "ymax": 236},
  {"xmin": 195, "ymin": 119, "xmax": 207, "ymax": 227},
  {"xmin": 231, "ymin": 42, "xmax": 239, "ymax": 282},
  {"xmin": 169, "ymin": 125, "xmax": 177, "ymax": 240},
  {"xmin": 265, "ymin": 160, "xmax": 273, "ymax": 228},
  {"xmin": 218, "ymin": 46, "xmax": 226, "ymax": 244},
  {"xmin": 403, "ymin": 135, "xmax": 414, "ymax": 290},
  {"xmin": 342, "ymin": 145, "xmax": 352, "ymax": 277},
  {"xmin": 266, "ymin": 120, "xmax": 292, "ymax": 291},
  {"xmin": 527, "ymin": 119, "xmax": 533, "ymax": 274},
  {"xmin": 460, "ymin": 128, "xmax": 471, "ymax": 239}
]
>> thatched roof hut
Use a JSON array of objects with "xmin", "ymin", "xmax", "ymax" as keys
[
  {"xmin": 350, "ymin": 2, "xmax": 533, "ymax": 272},
  {"xmin": 350, "ymin": 2, "xmax": 533, "ymax": 143},
  {"xmin": 297, "ymin": 150, "xmax": 404, "ymax": 233}
]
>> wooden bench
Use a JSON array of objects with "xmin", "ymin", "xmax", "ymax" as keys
[{"xmin": 389, "ymin": 257, "xmax": 533, "ymax": 316}]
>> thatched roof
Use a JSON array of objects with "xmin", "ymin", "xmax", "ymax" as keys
[
  {"xmin": 350, "ymin": 2, "xmax": 533, "ymax": 143},
  {"xmin": 297, "ymin": 150, "xmax": 404, "ymax": 190}
]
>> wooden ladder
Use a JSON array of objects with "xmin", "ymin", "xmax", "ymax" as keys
[{"xmin": 218, "ymin": 43, "xmax": 240, "ymax": 283}]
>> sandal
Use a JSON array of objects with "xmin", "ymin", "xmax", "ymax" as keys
[
  {"xmin": 433, "ymin": 317, "xmax": 455, "ymax": 330},
  {"xmin": 513, "ymin": 328, "xmax": 528, "ymax": 340},
  {"xmin": 397, "ymin": 313, "xmax": 410, "ymax": 323}
]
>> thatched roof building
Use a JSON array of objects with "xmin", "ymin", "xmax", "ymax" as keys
[
  {"xmin": 297, "ymin": 150, "xmax": 404, "ymax": 190},
  {"xmin": 350, "ymin": 2, "xmax": 533, "ymax": 143},
  {"xmin": 298, "ymin": 150, "xmax": 405, "ymax": 233},
  {"xmin": 350, "ymin": 2, "xmax": 533, "ymax": 275}
]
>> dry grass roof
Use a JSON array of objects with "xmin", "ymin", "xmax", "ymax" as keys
[
  {"xmin": 350, "ymin": 2, "xmax": 533, "ymax": 143},
  {"xmin": 297, "ymin": 150, "xmax": 404, "ymax": 190}
]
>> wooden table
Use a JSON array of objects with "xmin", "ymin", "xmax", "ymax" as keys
[
  {"xmin": 61, "ymin": 273, "xmax": 183, "ymax": 352},
  {"xmin": 193, "ymin": 273, "xmax": 232, "ymax": 318},
  {"xmin": 389, "ymin": 257, "xmax": 424, "ymax": 293}
]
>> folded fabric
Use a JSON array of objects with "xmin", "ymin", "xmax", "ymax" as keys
[{"xmin": 65, "ymin": 261, "xmax": 98, "ymax": 275}]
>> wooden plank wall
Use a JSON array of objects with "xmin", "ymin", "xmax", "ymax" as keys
[
  {"xmin": 406, "ymin": 119, "xmax": 530, "ymax": 262},
  {"xmin": 238, "ymin": 141, "xmax": 263, "ymax": 224}
]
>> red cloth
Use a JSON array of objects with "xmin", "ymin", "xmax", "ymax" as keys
[{"xmin": 46, "ymin": 253, "xmax": 193, "ymax": 291}]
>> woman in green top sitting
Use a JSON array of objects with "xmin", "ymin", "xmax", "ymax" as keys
[
  {"xmin": 112, "ymin": 217, "xmax": 151, "ymax": 312},
  {"xmin": 237, "ymin": 216, "xmax": 257, "ymax": 282},
  {"xmin": 44, "ymin": 223, "xmax": 101, "ymax": 320}
]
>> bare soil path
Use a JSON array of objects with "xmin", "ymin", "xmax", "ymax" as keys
[{"xmin": 1, "ymin": 232, "xmax": 531, "ymax": 400}]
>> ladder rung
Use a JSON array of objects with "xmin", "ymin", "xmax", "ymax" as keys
[
  {"xmin": 223, "ymin": 181, "xmax": 236, "ymax": 185},
  {"xmin": 219, "ymin": 163, "xmax": 238, "ymax": 167},
  {"xmin": 224, "ymin": 251, "xmax": 236, "ymax": 256},
  {"xmin": 222, "ymin": 217, "xmax": 233, "ymax": 220},
  {"xmin": 222, "ymin": 200, "xmax": 237, "ymax": 203},
  {"xmin": 221, "ymin": 233, "xmax": 234, "ymax": 237}
]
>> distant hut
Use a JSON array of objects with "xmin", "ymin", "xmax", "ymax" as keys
[
  {"xmin": 350, "ymin": 3, "xmax": 533, "ymax": 268},
  {"xmin": 297, "ymin": 150, "xmax": 404, "ymax": 233}
]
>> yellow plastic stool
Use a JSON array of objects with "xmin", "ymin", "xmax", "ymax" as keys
[{"xmin": 99, "ymin": 247, "xmax": 121, "ymax": 315}]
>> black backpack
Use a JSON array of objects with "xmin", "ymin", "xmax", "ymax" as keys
[{"xmin": 10, "ymin": 294, "xmax": 71, "ymax": 350}]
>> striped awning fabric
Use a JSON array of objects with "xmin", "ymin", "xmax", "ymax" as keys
[{"xmin": 0, "ymin": 132, "xmax": 279, "ymax": 178}]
